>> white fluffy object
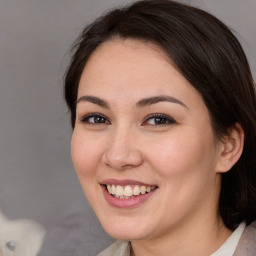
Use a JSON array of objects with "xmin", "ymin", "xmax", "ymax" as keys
[{"xmin": 0, "ymin": 210, "xmax": 45, "ymax": 256}]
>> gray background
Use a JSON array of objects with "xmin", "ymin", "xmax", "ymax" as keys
[{"xmin": 0, "ymin": 0, "xmax": 255, "ymax": 255}]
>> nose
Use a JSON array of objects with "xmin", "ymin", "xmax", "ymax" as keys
[{"xmin": 102, "ymin": 127, "xmax": 143, "ymax": 170}]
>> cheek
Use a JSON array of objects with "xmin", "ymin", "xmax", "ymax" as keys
[
  {"xmin": 71, "ymin": 130, "xmax": 107, "ymax": 209},
  {"xmin": 145, "ymin": 129, "xmax": 216, "ymax": 179},
  {"xmin": 145, "ymin": 131, "xmax": 218, "ymax": 219},
  {"xmin": 71, "ymin": 130, "xmax": 104, "ymax": 179}
]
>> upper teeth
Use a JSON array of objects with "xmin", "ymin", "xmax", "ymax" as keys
[{"xmin": 106, "ymin": 184, "xmax": 156, "ymax": 197}]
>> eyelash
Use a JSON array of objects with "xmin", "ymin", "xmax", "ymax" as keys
[
  {"xmin": 142, "ymin": 113, "xmax": 176, "ymax": 126},
  {"xmin": 80, "ymin": 113, "xmax": 110, "ymax": 124},
  {"xmin": 80, "ymin": 113, "xmax": 177, "ymax": 126}
]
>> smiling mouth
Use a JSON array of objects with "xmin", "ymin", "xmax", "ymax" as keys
[{"xmin": 105, "ymin": 184, "xmax": 157, "ymax": 199}]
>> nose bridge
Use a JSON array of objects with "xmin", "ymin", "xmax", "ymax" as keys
[{"xmin": 103, "ymin": 123, "xmax": 143, "ymax": 170}]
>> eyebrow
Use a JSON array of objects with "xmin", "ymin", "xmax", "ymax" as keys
[
  {"xmin": 76, "ymin": 95, "xmax": 110, "ymax": 109},
  {"xmin": 136, "ymin": 95, "xmax": 188, "ymax": 109},
  {"xmin": 76, "ymin": 95, "xmax": 187, "ymax": 109}
]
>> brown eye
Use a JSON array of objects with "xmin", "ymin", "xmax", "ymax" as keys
[
  {"xmin": 81, "ymin": 114, "xmax": 110, "ymax": 124},
  {"xmin": 91, "ymin": 116, "xmax": 106, "ymax": 123},
  {"xmin": 142, "ymin": 114, "xmax": 176, "ymax": 126},
  {"xmin": 153, "ymin": 117, "xmax": 170, "ymax": 125}
]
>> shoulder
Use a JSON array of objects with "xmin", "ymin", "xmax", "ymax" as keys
[
  {"xmin": 233, "ymin": 221, "xmax": 256, "ymax": 256},
  {"xmin": 97, "ymin": 240, "xmax": 130, "ymax": 256}
]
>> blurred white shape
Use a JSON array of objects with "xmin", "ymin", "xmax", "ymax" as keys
[{"xmin": 0, "ymin": 210, "xmax": 45, "ymax": 256}]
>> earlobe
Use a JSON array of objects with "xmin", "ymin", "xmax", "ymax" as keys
[{"xmin": 216, "ymin": 123, "xmax": 244, "ymax": 173}]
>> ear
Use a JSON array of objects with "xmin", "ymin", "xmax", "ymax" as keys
[{"xmin": 216, "ymin": 123, "xmax": 244, "ymax": 173}]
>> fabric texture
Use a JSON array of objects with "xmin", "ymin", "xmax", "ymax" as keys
[
  {"xmin": 211, "ymin": 222, "xmax": 245, "ymax": 256},
  {"xmin": 233, "ymin": 221, "xmax": 256, "ymax": 256},
  {"xmin": 97, "ymin": 240, "xmax": 130, "ymax": 256},
  {"xmin": 98, "ymin": 221, "xmax": 256, "ymax": 256}
]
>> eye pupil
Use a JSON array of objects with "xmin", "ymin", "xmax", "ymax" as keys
[
  {"xmin": 94, "ymin": 116, "xmax": 105, "ymax": 123},
  {"xmin": 155, "ymin": 117, "xmax": 167, "ymax": 124}
]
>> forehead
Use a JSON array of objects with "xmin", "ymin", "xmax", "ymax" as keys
[
  {"xmin": 77, "ymin": 38, "xmax": 202, "ymax": 107},
  {"xmin": 80, "ymin": 38, "xmax": 172, "ymax": 82},
  {"xmin": 91, "ymin": 38, "xmax": 174, "ymax": 66}
]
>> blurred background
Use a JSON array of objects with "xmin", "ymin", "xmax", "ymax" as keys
[{"xmin": 0, "ymin": 0, "xmax": 255, "ymax": 255}]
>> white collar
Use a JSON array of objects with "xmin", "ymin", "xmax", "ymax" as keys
[{"xmin": 211, "ymin": 222, "xmax": 246, "ymax": 256}]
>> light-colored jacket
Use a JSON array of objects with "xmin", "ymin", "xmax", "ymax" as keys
[
  {"xmin": 233, "ymin": 221, "xmax": 256, "ymax": 256},
  {"xmin": 98, "ymin": 221, "xmax": 256, "ymax": 256}
]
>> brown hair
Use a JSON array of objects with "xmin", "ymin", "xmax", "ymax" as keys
[{"xmin": 64, "ymin": 0, "xmax": 256, "ymax": 230}]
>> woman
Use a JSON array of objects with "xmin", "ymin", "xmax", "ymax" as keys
[{"xmin": 64, "ymin": 1, "xmax": 256, "ymax": 255}]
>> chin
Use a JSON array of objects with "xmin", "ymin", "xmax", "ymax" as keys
[
  {"xmin": 105, "ymin": 228, "xmax": 147, "ymax": 241},
  {"xmin": 99, "ymin": 216, "xmax": 153, "ymax": 241}
]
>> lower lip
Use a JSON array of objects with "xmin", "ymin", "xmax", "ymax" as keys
[{"xmin": 101, "ymin": 185, "xmax": 157, "ymax": 208}]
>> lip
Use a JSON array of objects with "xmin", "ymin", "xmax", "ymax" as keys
[{"xmin": 100, "ymin": 179, "xmax": 158, "ymax": 208}]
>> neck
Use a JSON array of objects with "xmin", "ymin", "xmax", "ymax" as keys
[{"xmin": 130, "ymin": 216, "xmax": 232, "ymax": 256}]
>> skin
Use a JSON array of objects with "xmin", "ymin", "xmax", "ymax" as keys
[{"xmin": 71, "ymin": 39, "xmax": 238, "ymax": 255}]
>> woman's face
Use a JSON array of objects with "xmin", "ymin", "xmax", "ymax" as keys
[{"xmin": 71, "ymin": 39, "xmax": 223, "ymax": 241}]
